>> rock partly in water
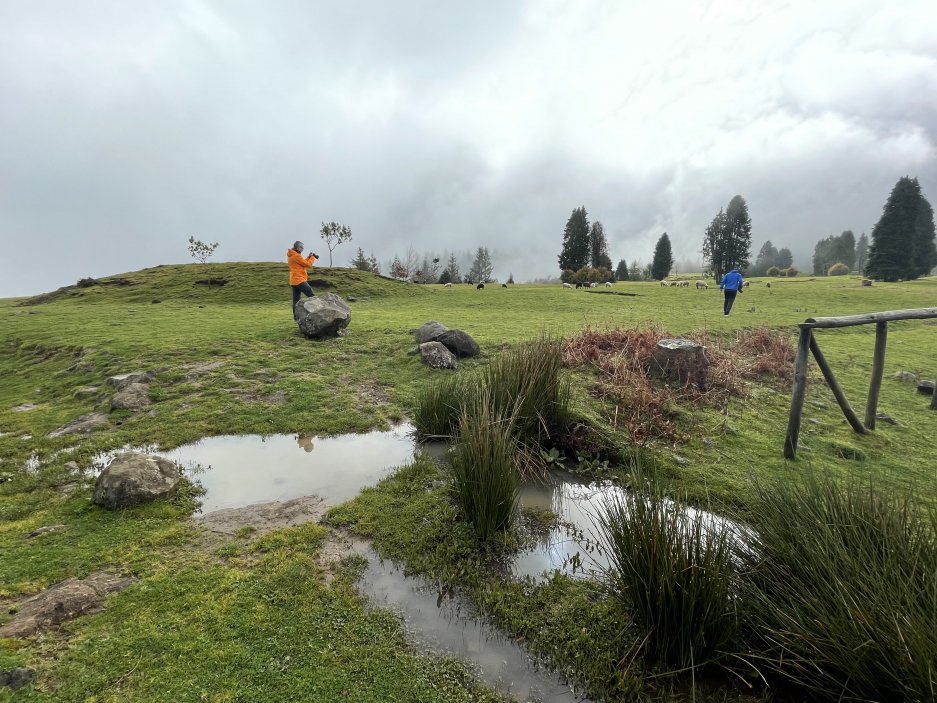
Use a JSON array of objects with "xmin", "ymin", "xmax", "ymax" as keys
[
  {"xmin": 93, "ymin": 452, "xmax": 180, "ymax": 510},
  {"xmin": 0, "ymin": 572, "xmax": 135, "ymax": 638},
  {"xmin": 107, "ymin": 371, "xmax": 154, "ymax": 389},
  {"xmin": 437, "ymin": 329, "xmax": 480, "ymax": 358},
  {"xmin": 109, "ymin": 382, "xmax": 151, "ymax": 411},
  {"xmin": 47, "ymin": 412, "xmax": 109, "ymax": 438},
  {"xmin": 419, "ymin": 341, "xmax": 458, "ymax": 369},
  {"xmin": 413, "ymin": 321, "xmax": 449, "ymax": 344},
  {"xmin": 295, "ymin": 293, "xmax": 352, "ymax": 338}
]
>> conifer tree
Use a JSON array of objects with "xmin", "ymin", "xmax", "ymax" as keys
[
  {"xmin": 650, "ymin": 233, "xmax": 674, "ymax": 280},
  {"xmin": 589, "ymin": 221, "xmax": 613, "ymax": 270},
  {"xmin": 866, "ymin": 177, "xmax": 934, "ymax": 281},
  {"xmin": 558, "ymin": 207, "xmax": 590, "ymax": 272},
  {"xmin": 615, "ymin": 259, "xmax": 628, "ymax": 281}
]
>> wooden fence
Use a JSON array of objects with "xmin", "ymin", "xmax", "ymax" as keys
[{"xmin": 784, "ymin": 307, "xmax": 937, "ymax": 459}]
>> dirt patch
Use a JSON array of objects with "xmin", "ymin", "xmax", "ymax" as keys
[
  {"xmin": 357, "ymin": 380, "xmax": 390, "ymax": 410},
  {"xmin": 183, "ymin": 360, "xmax": 226, "ymax": 380},
  {"xmin": 0, "ymin": 572, "xmax": 135, "ymax": 638},
  {"xmin": 193, "ymin": 496, "xmax": 328, "ymax": 540},
  {"xmin": 226, "ymin": 388, "xmax": 287, "ymax": 405}
]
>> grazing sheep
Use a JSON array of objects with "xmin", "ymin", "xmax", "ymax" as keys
[
  {"xmin": 476, "ymin": 283, "xmax": 485, "ymax": 290},
  {"xmin": 501, "ymin": 283, "xmax": 507, "ymax": 288},
  {"xmin": 743, "ymin": 281, "xmax": 750, "ymax": 288},
  {"xmin": 444, "ymin": 282, "xmax": 452, "ymax": 288},
  {"xmin": 695, "ymin": 280, "xmax": 708, "ymax": 289},
  {"xmin": 589, "ymin": 282, "xmax": 597, "ymax": 288},
  {"xmin": 563, "ymin": 282, "xmax": 572, "ymax": 288},
  {"xmin": 575, "ymin": 282, "xmax": 583, "ymax": 289},
  {"xmin": 660, "ymin": 280, "xmax": 669, "ymax": 287},
  {"xmin": 605, "ymin": 281, "xmax": 612, "ymax": 287}
]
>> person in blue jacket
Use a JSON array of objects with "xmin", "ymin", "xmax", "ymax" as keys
[{"xmin": 719, "ymin": 267, "xmax": 744, "ymax": 316}]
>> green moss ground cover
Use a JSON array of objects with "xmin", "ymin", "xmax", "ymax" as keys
[{"xmin": 1, "ymin": 264, "xmax": 935, "ymax": 700}]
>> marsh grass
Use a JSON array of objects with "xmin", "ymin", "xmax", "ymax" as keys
[
  {"xmin": 449, "ymin": 392, "xmax": 520, "ymax": 542},
  {"xmin": 594, "ymin": 472, "xmax": 739, "ymax": 671},
  {"xmin": 414, "ymin": 338, "xmax": 570, "ymax": 442},
  {"xmin": 738, "ymin": 474, "xmax": 937, "ymax": 702}
]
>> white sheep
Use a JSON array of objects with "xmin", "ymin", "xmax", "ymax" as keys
[
  {"xmin": 660, "ymin": 280, "xmax": 669, "ymax": 287},
  {"xmin": 696, "ymin": 280, "xmax": 708, "ymax": 289},
  {"xmin": 562, "ymin": 282, "xmax": 572, "ymax": 288},
  {"xmin": 605, "ymin": 281, "xmax": 612, "ymax": 287},
  {"xmin": 444, "ymin": 282, "xmax": 452, "ymax": 288},
  {"xmin": 589, "ymin": 282, "xmax": 597, "ymax": 288}
]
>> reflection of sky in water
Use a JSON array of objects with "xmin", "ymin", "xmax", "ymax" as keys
[
  {"xmin": 155, "ymin": 424, "xmax": 417, "ymax": 512},
  {"xmin": 515, "ymin": 471, "xmax": 746, "ymax": 581},
  {"xmin": 357, "ymin": 545, "xmax": 586, "ymax": 703}
]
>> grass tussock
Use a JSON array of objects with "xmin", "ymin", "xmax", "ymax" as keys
[
  {"xmin": 413, "ymin": 338, "xmax": 569, "ymax": 440},
  {"xmin": 449, "ymin": 393, "xmax": 520, "ymax": 542},
  {"xmin": 739, "ymin": 474, "xmax": 937, "ymax": 702},
  {"xmin": 563, "ymin": 326, "xmax": 793, "ymax": 441},
  {"xmin": 595, "ymin": 472, "xmax": 739, "ymax": 671}
]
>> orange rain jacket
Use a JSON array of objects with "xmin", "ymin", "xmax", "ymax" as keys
[{"xmin": 287, "ymin": 249, "xmax": 318, "ymax": 285}]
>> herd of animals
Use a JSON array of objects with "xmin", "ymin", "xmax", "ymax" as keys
[{"xmin": 441, "ymin": 279, "xmax": 764, "ymax": 290}]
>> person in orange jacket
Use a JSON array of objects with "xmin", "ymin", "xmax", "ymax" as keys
[{"xmin": 288, "ymin": 241, "xmax": 319, "ymax": 317}]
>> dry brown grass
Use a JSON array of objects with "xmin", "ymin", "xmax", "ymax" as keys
[{"xmin": 563, "ymin": 326, "xmax": 794, "ymax": 441}]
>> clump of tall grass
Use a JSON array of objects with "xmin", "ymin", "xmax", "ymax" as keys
[
  {"xmin": 738, "ymin": 474, "xmax": 937, "ymax": 702},
  {"xmin": 449, "ymin": 393, "xmax": 519, "ymax": 542},
  {"xmin": 413, "ymin": 338, "xmax": 570, "ymax": 441},
  {"xmin": 595, "ymin": 474, "xmax": 739, "ymax": 670}
]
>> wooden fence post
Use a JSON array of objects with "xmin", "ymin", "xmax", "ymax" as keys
[
  {"xmin": 932, "ymin": 377, "xmax": 937, "ymax": 410},
  {"xmin": 864, "ymin": 321, "xmax": 888, "ymax": 429},
  {"xmin": 808, "ymin": 335, "xmax": 867, "ymax": 435},
  {"xmin": 784, "ymin": 326, "xmax": 813, "ymax": 459}
]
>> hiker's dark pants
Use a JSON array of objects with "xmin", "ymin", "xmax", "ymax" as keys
[
  {"xmin": 723, "ymin": 290, "xmax": 737, "ymax": 315},
  {"xmin": 292, "ymin": 282, "xmax": 315, "ymax": 316}
]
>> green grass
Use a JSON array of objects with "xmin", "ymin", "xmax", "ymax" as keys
[{"xmin": 2, "ymin": 264, "xmax": 936, "ymax": 701}]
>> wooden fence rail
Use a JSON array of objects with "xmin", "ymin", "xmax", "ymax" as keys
[{"xmin": 784, "ymin": 307, "xmax": 937, "ymax": 459}]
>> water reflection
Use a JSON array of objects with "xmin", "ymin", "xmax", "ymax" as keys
[{"xmin": 356, "ymin": 544, "xmax": 588, "ymax": 703}]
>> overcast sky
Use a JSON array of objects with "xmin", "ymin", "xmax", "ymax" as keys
[{"xmin": 1, "ymin": 0, "xmax": 936, "ymax": 296}]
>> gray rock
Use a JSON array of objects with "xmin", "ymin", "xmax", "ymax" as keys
[
  {"xmin": 917, "ymin": 380, "xmax": 935, "ymax": 395},
  {"xmin": 892, "ymin": 371, "xmax": 919, "ymax": 383},
  {"xmin": 0, "ymin": 667, "xmax": 34, "ymax": 690},
  {"xmin": 436, "ymin": 329, "xmax": 480, "ymax": 358},
  {"xmin": 107, "ymin": 371, "xmax": 154, "ymax": 389},
  {"xmin": 12, "ymin": 403, "xmax": 38, "ymax": 412},
  {"xmin": 295, "ymin": 293, "xmax": 352, "ymax": 338},
  {"xmin": 73, "ymin": 386, "xmax": 100, "ymax": 398},
  {"xmin": 413, "ymin": 320, "xmax": 449, "ymax": 343},
  {"xmin": 672, "ymin": 453, "xmax": 690, "ymax": 466},
  {"xmin": 27, "ymin": 524, "xmax": 67, "ymax": 539},
  {"xmin": 406, "ymin": 346, "xmax": 420, "ymax": 356},
  {"xmin": 0, "ymin": 572, "xmax": 134, "ymax": 638},
  {"xmin": 93, "ymin": 452, "xmax": 180, "ymax": 510},
  {"xmin": 808, "ymin": 418, "xmax": 822, "ymax": 425},
  {"xmin": 47, "ymin": 412, "xmax": 109, "ymax": 438},
  {"xmin": 419, "ymin": 341, "xmax": 458, "ymax": 369},
  {"xmin": 109, "ymin": 382, "xmax": 151, "ymax": 411},
  {"xmin": 876, "ymin": 412, "xmax": 899, "ymax": 425}
]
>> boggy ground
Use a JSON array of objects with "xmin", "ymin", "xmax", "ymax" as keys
[{"xmin": 1, "ymin": 264, "xmax": 936, "ymax": 701}]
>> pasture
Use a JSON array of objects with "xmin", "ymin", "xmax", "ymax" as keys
[{"xmin": 1, "ymin": 263, "xmax": 935, "ymax": 702}]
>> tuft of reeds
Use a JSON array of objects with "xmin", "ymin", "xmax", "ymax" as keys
[
  {"xmin": 413, "ymin": 337, "xmax": 569, "ymax": 441},
  {"xmin": 448, "ymin": 392, "xmax": 520, "ymax": 542},
  {"xmin": 738, "ymin": 474, "xmax": 937, "ymax": 702},
  {"xmin": 595, "ymin": 473, "xmax": 739, "ymax": 670}
]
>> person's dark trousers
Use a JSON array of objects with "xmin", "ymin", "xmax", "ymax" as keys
[
  {"xmin": 292, "ymin": 282, "xmax": 315, "ymax": 317},
  {"xmin": 723, "ymin": 290, "xmax": 737, "ymax": 316}
]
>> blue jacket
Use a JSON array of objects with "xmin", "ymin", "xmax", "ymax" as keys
[{"xmin": 720, "ymin": 269, "xmax": 743, "ymax": 292}]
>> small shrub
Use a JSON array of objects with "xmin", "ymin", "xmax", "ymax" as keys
[
  {"xmin": 449, "ymin": 393, "xmax": 519, "ymax": 542},
  {"xmin": 595, "ymin": 473, "xmax": 739, "ymax": 669},
  {"xmin": 782, "ymin": 267, "xmax": 798, "ymax": 277},
  {"xmin": 827, "ymin": 262, "xmax": 850, "ymax": 276},
  {"xmin": 738, "ymin": 474, "xmax": 937, "ymax": 702},
  {"xmin": 766, "ymin": 266, "xmax": 781, "ymax": 277}
]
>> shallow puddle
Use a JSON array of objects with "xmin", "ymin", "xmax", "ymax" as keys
[
  {"xmin": 514, "ymin": 470, "xmax": 745, "ymax": 581},
  {"xmin": 355, "ymin": 544, "xmax": 588, "ymax": 703}
]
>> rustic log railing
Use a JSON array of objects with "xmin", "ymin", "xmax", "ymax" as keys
[{"xmin": 784, "ymin": 307, "xmax": 937, "ymax": 459}]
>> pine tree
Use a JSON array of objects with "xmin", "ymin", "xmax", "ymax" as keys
[
  {"xmin": 367, "ymin": 252, "xmax": 380, "ymax": 274},
  {"xmin": 911, "ymin": 192, "xmax": 937, "ymax": 277},
  {"xmin": 777, "ymin": 248, "xmax": 793, "ymax": 269},
  {"xmin": 866, "ymin": 177, "xmax": 926, "ymax": 281},
  {"xmin": 855, "ymin": 234, "xmax": 869, "ymax": 272},
  {"xmin": 443, "ymin": 252, "xmax": 461, "ymax": 284},
  {"xmin": 507, "ymin": 272, "xmax": 514, "ymax": 284},
  {"xmin": 589, "ymin": 221, "xmax": 613, "ymax": 270},
  {"xmin": 753, "ymin": 240, "xmax": 779, "ymax": 276},
  {"xmin": 650, "ymin": 233, "xmax": 674, "ymax": 280},
  {"xmin": 469, "ymin": 247, "xmax": 493, "ymax": 283},
  {"xmin": 702, "ymin": 196, "xmax": 752, "ymax": 279},
  {"xmin": 702, "ymin": 209, "xmax": 727, "ymax": 277},
  {"xmin": 558, "ymin": 207, "xmax": 590, "ymax": 272},
  {"xmin": 615, "ymin": 259, "xmax": 628, "ymax": 281},
  {"xmin": 350, "ymin": 247, "xmax": 370, "ymax": 271}
]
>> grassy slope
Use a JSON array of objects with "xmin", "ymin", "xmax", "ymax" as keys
[{"xmin": 2, "ymin": 264, "xmax": 936, "ymax": 701}]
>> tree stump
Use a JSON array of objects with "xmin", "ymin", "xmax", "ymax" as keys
[{"xmin": 649, "ymin": 339, "xmax": 709, "ymax": 390}]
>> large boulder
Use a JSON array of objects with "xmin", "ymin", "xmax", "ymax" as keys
[
  {"xmin": 413, "ymin": 321, "xmax": 449, "ymax": 343},
  {"xmin": 437, "ymin": 329, "xmax": 480, "ymax": 358},
  {"xmin": 47, "ymin": 412, "xmax": 109, "ymax": 438},
  {"xmin": 420, "ymin": 341, "xmax": 457, "ymax": 369},
  {"xmin": 93, "ymin": 452, "xmax": 180, "ymax": 510},
  {"xmin": 295, "ymin": 293, "xmax": 352, "ymax": 338},
  {"xmin": 109, "ymin": 382, "xmax": 151, "ymax": 411}
]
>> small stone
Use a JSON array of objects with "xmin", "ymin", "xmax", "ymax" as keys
[
  {"xmin": 48, "ymin": 413, "xmax": 109, "ymax": 438},
  {"xmin": 672, "ymin": 453, "xmax": 690, "ymax": 466},
  {"xmin": 917, "ymin": 380, "xmax": 935, "ymax": 395},
  {"xmin": 12, "ymin": 403, "xmax": 38, "ymax": 412},
  {"xmin": 702, "ymin": 438, "xmax": 714, "ymax": 449},
  {"xmin": 27, "ymin": 524, "xmax": 67, "ymax": 539},
  {"xmin": 808, "ymin": 418, "xmax": 821, "ymax": 425},
  {"xmin": 346, "ymin": 295, "xmax": 357, "ymax": 302},
  {"xmin": 0, "ymin": 667, "xmax": 34, "ymax": 690},
  {"xmin": 876, "ymin": 412, "xmax": 898, "ymax": 425},
  {"xmin": 73, "ymin": 386, "xmax": 100, "ymax": 399},
  {"xmin": 107, "ymin": 371, "xmax": 154, "ymax": 389},
  {"xmin": 63, "ymin": 461, "xmax": 81, "ymax": 472},
  {"xmin": 809, "ymin": 400, "xmax": 828, "ymax": 410}
]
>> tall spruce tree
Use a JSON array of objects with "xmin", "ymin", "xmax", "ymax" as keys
[
  {"xmin": 702, "ymin": 209, "xmax": 727, "ymax": 278},
  {"xmin": 855, "ymin": 233, "xmax": 869, "ymax": 272},
  {"xmin": 469, "ymin": 247, "xmax": 493, "ymax": 283},
  {"xmin": 558, "ymin": 206, "xmax": 591, "ymax": 272},
  {"xmin": 777, "ymin": 248, "xmax": 793, "ymax": 269},
  {"xmin": 753, "ymin": 240, "xmax": 779, "ymax": 276},
  {"xmin": 589, "ymin": 221, "xmax": 613, "ymax": 270},
  {"xmin": 350, "ymin": 247, "xmax": 370, "ymax": 271},
  {"xmin": 651, "ymin": 233, "xmax": 674, "ymax": 280},
  {"xmin": 702, "ymin": 196, "xmax": 752, "ymax": 279},
  {"xmin": 615, "ymin": 259, "xmax": 628, "ymax": 281},
  {"xmin": 866, "ymin": 177, "xmax": 932, "ymax": 281}
]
